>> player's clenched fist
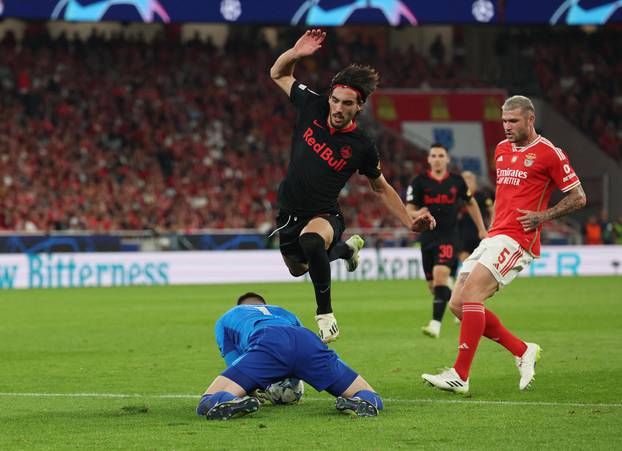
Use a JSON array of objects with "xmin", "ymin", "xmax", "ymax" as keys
[{"xmin": 411, "ymin": 208, "xmax": 436, "ymax": 233}]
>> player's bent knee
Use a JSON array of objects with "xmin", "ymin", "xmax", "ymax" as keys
[
  {"xmin": 299, "ymin": 232, "xmax": 326, "ymax": 257},
  {"xmin": 288, "ymin": 265, "xmax": 308, "ymax": 277}
]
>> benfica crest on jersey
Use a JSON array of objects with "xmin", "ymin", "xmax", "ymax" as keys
[{"xmin": 524, "ymin": 153, "xmax": 536, "ymax": 167}]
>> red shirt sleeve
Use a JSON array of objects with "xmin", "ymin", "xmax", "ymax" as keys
[{"xmin": 545, "ymin": 146, "xmax": 581, "ymax": 193}]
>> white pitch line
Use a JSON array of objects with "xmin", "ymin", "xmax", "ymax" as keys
[{"xmin": 0, "ymin": 392, "xmax": 620, "ymax": 409}]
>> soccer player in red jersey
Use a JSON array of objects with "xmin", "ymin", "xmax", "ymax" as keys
[{"xmin": 422, "ymin": 95, "xmax": 586, "ymax": 393}]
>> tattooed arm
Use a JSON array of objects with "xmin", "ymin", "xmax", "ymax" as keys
[{"xmin": 517, "ymin": 185, "xmax": 587, "ymax": 232}]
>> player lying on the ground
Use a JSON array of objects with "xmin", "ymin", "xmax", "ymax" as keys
[
  {"xmin": 422, "ymin": 95, "xmax": 586, "ymax": 394},
  {"xmin": 196, "ymin": 292, "xmax": 384, "ymax": 420}
]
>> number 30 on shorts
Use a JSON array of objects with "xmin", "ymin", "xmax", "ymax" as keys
[{"xmin": 439, "ymin": 244, "xmax": 453, "ymax": 259}]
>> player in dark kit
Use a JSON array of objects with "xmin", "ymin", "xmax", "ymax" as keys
[
  {"xmin": 458, "ymin": 171, "xmax": 495, "ymax": 262},
  {"xmin": 270, "ymin": 29, "xmax": 435, "ymax": 343},
  {"xmin": 406, "ymin": 144, "xmax": 487, "ymax": 338}
]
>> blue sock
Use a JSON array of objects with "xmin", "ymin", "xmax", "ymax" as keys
[
  {"xmin": 354, "ymin": 390, "xmax": 383, "ymax": 411},
  {"xmin": 196, "ymin": 391, "xmax": 237, "ymax": 416}
]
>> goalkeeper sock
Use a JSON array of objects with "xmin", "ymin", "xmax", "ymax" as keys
[
  {"xmin": 353, "ymin": 390, "xmax": 383, "ymax": 410},
  {"xmin": 196, "ymin": 391, "xmax": 237, "ymax": 416}
]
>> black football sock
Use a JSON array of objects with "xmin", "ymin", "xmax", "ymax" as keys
[
  {"xmin": 432, "ymin": 285, "xmax": 452, "ymax": 322},
  {"xmin": 299, "ymin": 233, "xmax": 332, "ymax": 315},
  {"xmin": 328, "ymin": 241, "xmax": 353, "ymax": 262}
]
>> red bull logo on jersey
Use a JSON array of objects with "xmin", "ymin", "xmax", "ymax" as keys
[
  {"xmin": 303, "ymin": 127, "xmax": 348, "ymax": 172},
  {"xmin": 423, "ymin": 192, "xmax": 457, "ymax": 205},
  {"xmin": 497, "ymin": 168, "xmax": 528, "ymax": 186}
]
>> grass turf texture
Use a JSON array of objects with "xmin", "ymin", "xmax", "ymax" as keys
[{"xmin": 1, "ymin": 277, "xmax": 621, "ymax": 450}]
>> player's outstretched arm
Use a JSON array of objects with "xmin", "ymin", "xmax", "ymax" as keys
[
  {"xmin": 369, "ymin": 175, "xmax": 436, "ymax": 232},
  {"xmin": 516, "ymin": 185, "xmax": 586, "ymax": 232},
  {"xmin": 270, "ymin": 29, "xmax": 326, "ymax": 96}
]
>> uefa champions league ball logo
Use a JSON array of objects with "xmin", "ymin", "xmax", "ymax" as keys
[
  {"xmin": 291, "ymin": 0, "xmax": 418, "ymax": 26},
  {"xmin": 220, "ymin": 0, "xmax": 242, "ymax": 22},
  {"xmin": 51, "ymin": 0, "xmax": 170, "ymax": 22},
  {"xmin": 471, "ymin": 0, "xmax": 494, "ymax": 23}
]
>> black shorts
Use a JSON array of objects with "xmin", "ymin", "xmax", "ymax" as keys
[
  {"xmin": 275, "ymin": 210, "xmax": 345, "ymax": 264},
  {"xmin": 459, "ymin": 228, "xmax": 481, "ymax": 255},
  {"xmin": 421, "ymin": 239, "xmax": 458, "ymax": 281}
]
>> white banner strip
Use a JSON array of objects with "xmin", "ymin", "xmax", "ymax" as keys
[{"xmin": 0, "ymin": 246, "xmax": 620, "ymax": 289}]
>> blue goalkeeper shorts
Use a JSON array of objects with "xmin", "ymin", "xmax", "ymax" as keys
[{"xmin": 221, "ymin": 326, "xmax": 357, "ymax": 395}]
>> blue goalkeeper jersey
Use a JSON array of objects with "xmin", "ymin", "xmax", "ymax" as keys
[{"xmin": 215, "ymin": 305, "xmax": 302, "ymax": 366}]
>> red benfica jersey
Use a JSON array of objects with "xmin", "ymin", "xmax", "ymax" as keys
[{"xmin": 488, "ymin": 136, "xmax": 581, "ymax": 256}]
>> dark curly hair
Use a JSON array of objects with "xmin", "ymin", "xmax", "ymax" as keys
[{"xmin": 329, "ymin": 64, "xmax": 380, "ymax": 103}]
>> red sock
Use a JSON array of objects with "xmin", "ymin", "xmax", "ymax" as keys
[
  {"xmin": 483, "ymin": 309, "xmax": 527, "ymax": 357},
  {"xmin": 453, "ymin": 303, "xmax": 486, "ymax": 381}
]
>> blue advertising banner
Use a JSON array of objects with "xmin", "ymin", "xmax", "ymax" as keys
[
  {"xmin": 1, "ymin": 0, "xmax": 494, "ymax": 24},
  {"xmin": 503, "ymin": 0, "xmax": 622, "ymax": 25},
  {"xmin": 2, "ymin": 1, "xmax": 619, "ymax": 25}
]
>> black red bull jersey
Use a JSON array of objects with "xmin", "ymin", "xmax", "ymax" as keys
[
  {"xmin": 458, "ymin": 190, "xmax": 494, "ymax": 235},
  {"xmin": 277, "ymin": 81, "xmax": 381, "ymax": 216},
  {"xmin": 406, "ymin": 171, "xmax": 471, "ymax": 246}
]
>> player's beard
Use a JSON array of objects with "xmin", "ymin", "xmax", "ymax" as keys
[{"xmin": 330, "ymin": 113, "xmax": 348, "ymax": 129}]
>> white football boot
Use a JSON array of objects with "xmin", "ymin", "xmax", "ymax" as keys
[
  {"xmin": 422, "ymin": 368, "xmax": 469, "ymax": 394},
  {"xmin": 516, "ymin": 342, "xmax": 542, "ymax": 390},
  {"xmin": 315, "ymin": 313, "xmax": 339, "ymax": 343},
  {"xmin": 344, "ymin": 235, "xmax": 365, "ymax": 272},
  {"xmin": 421, "ymin": 319, "xmax": 441, "ymax": 338}
]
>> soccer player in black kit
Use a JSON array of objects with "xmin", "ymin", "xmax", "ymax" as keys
[
  {"xmin": 406, "ymin": 144, "xmax": 487, "ymax": 338},
  {"xmin": 270, "ymin": 29, "xmax": 435, "ymax": 343}
]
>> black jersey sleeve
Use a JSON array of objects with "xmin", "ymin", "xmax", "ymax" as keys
[
  {"xmin": 358, "ymin": 141, "xmax": 382, "ymax": 179},
  {"xmin": 405, "ymin": 176, "xmax": 422, "ymax": 205},
  {"xmin": 458, "ymin": 176, "xmax": 472, "ymax": 202},
  {"xmin": 290, "ymin": 80, "xmax": 320, "ymax": 110}
]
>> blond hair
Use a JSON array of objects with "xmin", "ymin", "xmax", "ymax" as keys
[{"xmin": 502, "ymin": 95, "xmax": 535, "ymax": 116}]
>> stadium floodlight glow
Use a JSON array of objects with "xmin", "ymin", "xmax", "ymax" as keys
[
  {"xmin": 291, "ymin": 0, "xmax": 417, "ymax": 26},
  {"xmin": 550, "ymin": 0, "xmax": 622, "ymax": 24},
  {"xmin": 51, "ymin": 0, "xmax": 170, "ymax": 22}
]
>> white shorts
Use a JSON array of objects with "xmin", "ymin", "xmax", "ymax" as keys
[{"xmin": 459, "ymin": 235, "xmax": 533, "ymax": 287}]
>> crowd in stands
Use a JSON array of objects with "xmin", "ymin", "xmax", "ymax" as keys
[
  {"xmin": 0, "ymin": 25, "xmax": 619, "ymax": 246},
  {"xmin": 582, "ymin": 211, "xmax": 622, "ymax": 246},
  {"xmin": 0, "ymin": 27, "xmax": 462, "ymax": 233},
  {"xmin": 531, "ymin": 27, "xmax": 622, "ymax": 161}
]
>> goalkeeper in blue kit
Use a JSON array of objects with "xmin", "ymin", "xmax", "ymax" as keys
[{"xmin": 196, "ymin": 292, "xmax": 383, "ymax": 420}]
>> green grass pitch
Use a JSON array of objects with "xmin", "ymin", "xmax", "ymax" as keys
[{"xmin": 1, "ymin": 277, "xmax": 621, "ymax": 450}]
